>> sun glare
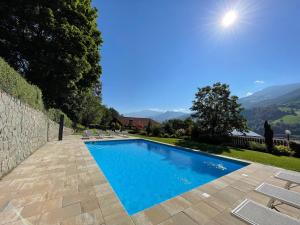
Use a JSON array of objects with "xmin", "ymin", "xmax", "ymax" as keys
[{"xmin": 221, "ymin": 10, "xmax": 238, "ymax": 28}]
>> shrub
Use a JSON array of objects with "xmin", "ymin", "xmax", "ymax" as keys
[
  {"xmin": 139, "ymin": 130, "xmax": 147, "ymax": 136},
  {"xmin": 74, "ymin": 124, "xmax": 86, "ymax": 133},
  {"xmin": 152, "ymin": 126, "xmax": 162, "ymax": 137},
  {"xmin": 273, "ymin": 145, "xmax": 294, "ymax": 156},
  {"xmin": 162, "ymin": 133, "xmax": 170, "ymax": 138},
  {"xmin": 175, "ymin": 129, "xmax": 185, "ymax": 138},
  {"xmin": 128, "ymin": 129, "xmax": 140, "ymax": 134},
  {"xmin": 48, "ymin": 108, "xmax": 73, "ymax": 128},
  {"xmin": 248, "ymin": 141, "xmax": 266, "ymax": 152},
  {"xmin": 0, "ymin": 58, "xmax": 44, "ymax": 110},
  {"xmin": 289, "ymin": 141, "xmax": 300, "ymax": 157}
]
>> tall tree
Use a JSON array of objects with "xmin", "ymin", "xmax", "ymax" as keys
[
  {"xmin": 0, "ymin": 0, "xmax": 102, "ymax": 121},
  {"xmin": 191, "ymin": 82, "xmax": 247, "ymax": 137},
  {"xmin": 264, "ymin": 120, "xmax": 274, "ymax": 152},
  {"xmin": 146, "ymin": 121, "xmax": 152, "ymax": 136}
]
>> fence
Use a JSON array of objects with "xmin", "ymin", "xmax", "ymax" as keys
[{"xmin": 231, "ymin": 136, "xmax": 288, "ymax": 147}]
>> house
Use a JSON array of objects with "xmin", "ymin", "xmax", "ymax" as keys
[{"xmin": 117, "ymin": 117, "xmax": 159, "ymax": 130}]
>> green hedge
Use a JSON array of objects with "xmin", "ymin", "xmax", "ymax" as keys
[
  {"xmin": 47, "ymin": 108, "xmax": 73, "ymax": 128},
  {"xmin": 248, "ymin": 141, "xmax": 266, "ymax": 152},
  {"xmin": 0, "ymin": 58, "xmax": 73, "ymax": 127},
  {"xmin": 0, "ymin": 58, "xmax": 44, "ymax": 110},
  {"xmin": 290, "ymin": 141, "xmax": 300, "ymax": 157}
]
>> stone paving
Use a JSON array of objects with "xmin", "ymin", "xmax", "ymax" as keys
[{"xmin": 0, "ymin": 135, "xmax": 299, "ymax": 225}]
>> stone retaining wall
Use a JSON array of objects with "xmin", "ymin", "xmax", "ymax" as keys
[{"xmin": 0, "ymin": 90, "xmax": 73, "ymax": 178}]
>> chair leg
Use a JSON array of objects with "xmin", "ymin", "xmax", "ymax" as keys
[
  {"xmin": 267, "ymin": 198, "xmax": 275, "ymax": 208},
  {"xmin": 285, "ymin": 181, "xmax": 292, "ymax": 190}
]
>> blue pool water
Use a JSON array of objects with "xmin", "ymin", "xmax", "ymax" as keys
[{"xmin": 85, "ymin": 139, "xmax": 247, "ymax": 215}]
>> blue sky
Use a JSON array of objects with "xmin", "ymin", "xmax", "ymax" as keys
[{"xmin": 93, "ymin": 0, "xmax": 300, "ymax": 114}]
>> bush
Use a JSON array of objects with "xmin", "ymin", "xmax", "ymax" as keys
[
  {"xmin": 74, "ymin": 124, "xmax": 86, "ymax": 133},
  {"xmin": 128, "ymin": 129, "xmax": 140, "ymax": 134},
  {"xmin": 248, "ymin": 141, "xmax": 266, "ymax": 152},
  {"xmin": 0, "ymin": 58, "xmax": 44, "ymax": 110},
  {"xmin": 273, "ymin": 145, "xmax": 294, "ymax": 156},
  {"xmin": 152, "ymin": 126, "xmax": 162, "ymax": 137},
  {"xmin": 175, "ymin": 129, "xmax": 185, "ymax": 138},
  {"xmin": 162, "ymin": 133, "xmax": 170, "ymax": 138},
  {"xmin": 289, "ymin": 141, "xmax": 300, "ymax": 157},
  {"xmin": 47, "ymin": 108, "xmax": 73, "ymax": 128},
  {"xmin": 139, "ymin": 130, "xmax": 147, "ymax": 136}
]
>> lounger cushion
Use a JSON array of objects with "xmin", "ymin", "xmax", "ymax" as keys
[
  {"xmin": 232, "ymin": 199, "xmax": 300, "ymax": 225},
  {"xmin": 255, "ymin": 183, "xmax": 300, "ymax": 209},
  {"xmin": 276, "ymin": 172, "xmax": 300, "ymax": 185}
]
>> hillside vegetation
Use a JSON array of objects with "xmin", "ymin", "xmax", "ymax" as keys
[{"xmin": 240, "ymin": 84, "xmax": 300, "ymax": 136}]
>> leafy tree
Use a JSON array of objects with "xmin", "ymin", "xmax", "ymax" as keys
[
  {"xmin": 191, "ymin": 82, "xmax": 247, "ymax": 137},
  {"xmin": 163, "ymin": 122, "xmax": 174, "ymax": 134},
  {"xmin": 100, "ymin": 107, "xmax": 120, "ymax": 129},
  {"xmin": 183, "ymin": 118, "xmax": 193, "ymax": 136},
  {"xmin": 0, "ymin": 0, "xmax": 102, "ymax": 122},
  {"xmin": 78, "ymin": 90, "xmax": 103, "ymax": 126},
  {"xmin": 111, "ymin": 122, "xmax": 117, "ymax": 131},
  {"xmin": 114, "ymin": 122, "xmax": 121, "ymax": 131},
  {"xmin": 152, "ymin": 126, "xmax": 162, "ymax": 137}
]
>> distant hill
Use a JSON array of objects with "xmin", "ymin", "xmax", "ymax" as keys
[
  {"xmin": 239, "ymin": 83, "xmax": 300, "ymax": 109},
  {"xmin": 125, "ymin": 110, "xmax": 190, "ymax": 122},
  {"xmin": 125, "ymin": 110, "xmax": 162, "ymax": 118},
  {"xmin": 240, "ymin": 83, "xmax": 300, "ymax": 136},
  {"xmin": 152, "ymin": 111, "xmax": 190, "ymax": 122}
]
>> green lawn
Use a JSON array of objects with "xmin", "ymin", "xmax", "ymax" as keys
[{"xmin": 131, "ymin": 134, "xmax": 300, "ymax": 172}]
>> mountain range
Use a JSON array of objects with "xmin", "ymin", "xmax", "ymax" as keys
[
  {"xmin": 239, "ymin": 83, "xmax": 300, "ymax": 109},
  {"xmin": 125, "ymin": 110, "xmax": 190, "ymax": 123},
  {"xmin": 239, "ymin": 83, "xmax": 300, "ymax": 136}
]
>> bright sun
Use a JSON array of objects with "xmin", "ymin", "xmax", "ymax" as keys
[{"xmin": 221, "ymin": 10, "xmax": 238, "ymax": 28}]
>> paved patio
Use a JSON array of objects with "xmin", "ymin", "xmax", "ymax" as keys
[{"xmin": 0, "ymin": 135, "xmax": 299, "ymax": 225}]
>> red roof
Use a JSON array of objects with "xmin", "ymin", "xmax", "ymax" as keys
[{"xmin": 118, "ymin": 117, "xmax": 159, "ymax": 129}]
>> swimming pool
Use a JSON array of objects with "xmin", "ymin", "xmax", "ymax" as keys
[{"xmin": 85, "ymin": 139, "xmax": 248, "ymax": 215}]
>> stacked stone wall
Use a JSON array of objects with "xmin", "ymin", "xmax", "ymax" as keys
[{"xmin": 0, "ymin": 90, "xmax": 73, "ymax": 178}]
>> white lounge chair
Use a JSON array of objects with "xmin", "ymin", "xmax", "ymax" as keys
[
  {"xmin": 108, "ymin": 130, "xmax": 118, "ymax": 138},
  {"xmin": 115, "ymin": 131, "xmax": 129, "ymax": 138},
  {"xmin": 81, "ymin": 130, "xmax": 93, "ymax": 139},
  {"xmin": 232, "ymin": 199, "xmax": 300, "ymax": 225},
  {"xmin": 95, "ymin": 130, "xmax": 104, "ymax": 139},
  {"xmin": 255, "ymin": 183, "xmax": 300, "ymax": 209},
  {"xmin": 275, "ymin": 171, "xmax": 300, "ymax": 189}
]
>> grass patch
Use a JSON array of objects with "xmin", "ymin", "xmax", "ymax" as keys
[
  {"xmin": 131, "ymin": 134, "xmax": 300, "ymax": 172},
  {"xmin": 273, "ymin": 110, "xmax": 300, "ymax": 125}
]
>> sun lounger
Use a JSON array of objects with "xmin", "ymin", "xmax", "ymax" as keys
[
  {"xmin": 115, "ymin": 131, "xmax": 129, "ymax": 138},
  {"xmin": 120, "ymin": 131, "xmax": 129, "ymax": 138},
  {"xmin": 95, "ymin": 130, "xmax": 104, "ymax": 139},
  {"xmin": 255, "ymin": 183, "xmax": 300, "ymax": 209},
  {"xmin": 81, "ymin": 130, "xmax": 93, "ymax": 139},
  {"xmin": 275, "ymin": 171, "xmax": 300, "ymax": 189},
  {"xmin": 232, "ymin": 199, "xmax": 300, "ymax": 225},
  {"xmin": 108, "ymin": 130, "xmax": 117, "ymax": 137}
]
